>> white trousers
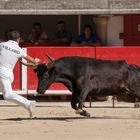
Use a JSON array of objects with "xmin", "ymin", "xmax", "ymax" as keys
[{"xmin": 0, "ymin": 66, "xmax": 31, "ymax": 110}]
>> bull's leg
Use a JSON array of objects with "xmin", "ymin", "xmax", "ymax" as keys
[
  {"xmin": 130, "ymin": 88, "xmax": 140, "ymax": 108},
  {"xmin": 71, "ymin": 93, "xmax": 79, "ymax": 110},
  {"xmin": 77, "ymin": 88, "xmax": 91, "ymax": 117},
  {"xmin": 134, "ymin": 99, "xmax": 140, "ymax": 108}
]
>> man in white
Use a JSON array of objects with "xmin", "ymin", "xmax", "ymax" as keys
[{"xmin": 0, "ymin": 30, "xmax": 38, "ymax": 118}]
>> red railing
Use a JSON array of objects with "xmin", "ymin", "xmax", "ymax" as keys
[{"xmin": 13, "ymin": 46, "xmax": 140, "ymax": 90}]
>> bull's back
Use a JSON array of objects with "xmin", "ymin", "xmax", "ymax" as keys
[
  {"xmin": 55, "ymin": 56, "xmax": 128, "ymax": 79},
  {"xmin": 56, "ymin": 56, "xmax": 127, "ymax": 70}
]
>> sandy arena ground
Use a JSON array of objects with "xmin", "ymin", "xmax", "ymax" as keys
[{"xmin": 0, "ymin": 100, "xmax": 140, "ymax": 140}]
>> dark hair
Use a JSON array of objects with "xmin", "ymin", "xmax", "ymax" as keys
[
  {"xmin": 7, "ymin": 30, "xmax": 20, "ymax": 41},
  {"xmin": 33, "ymin": 22, "xmax": 42, "ymax": 29},
  {"xmin": 57, "ymin": 20, "xmax": 65, "ymax": 25},
  {"xmin": 83, "ymin": 24, "xmax": 93, "ymax": 32},
  {"xmin": 5, "ymin": 28, "xmax": 14, "ymax": 41}
]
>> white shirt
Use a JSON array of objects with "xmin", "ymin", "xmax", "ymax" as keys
[{"xmin": 0, "ymin": 40, "xmax": 27, "ymax": 71}]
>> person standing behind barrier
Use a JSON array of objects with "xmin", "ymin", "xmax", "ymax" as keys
[
  {"xmin": 53, "ymin": 20, "xmax": 72, "ymax": 46},
  {"xmin": 28, "ymin": 22, "xmax": 48, "ymax": 45},
  {"xmin": 0, "ymin": 30, "xmax": 39, "ymax": 118},
  {"xmin": 74, "ymin": 24, "xmax": 101, "ymax": 46}
]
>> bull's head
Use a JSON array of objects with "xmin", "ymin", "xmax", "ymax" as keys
[{"xmin": 34, "ymin": 55, "xmax": 55, "ymax": 94}]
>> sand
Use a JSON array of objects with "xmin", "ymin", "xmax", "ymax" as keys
[{"xmin": 0, "ymin": 100, "xmax": 140, "ymax": 140}]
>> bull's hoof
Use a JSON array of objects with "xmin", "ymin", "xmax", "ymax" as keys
[
  {"xmin": 80, "ymin": 110, "xmax": 91, "ymax": 117},
  {"xmin": 83, "ymin": 104, "xmax": 86, "ymax": 108},
  {"xmin": 76, "ymin": 109, "xmax": 91, "ymax": 117},
  {"xmin": 75, "ymin": 109, "xmax": 83, "ymax": 114},
  {"xmin": 134, "ymin": 103, "xmax": 140, "ymax": 108}
]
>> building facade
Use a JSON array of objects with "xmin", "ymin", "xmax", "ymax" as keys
[{"xmin": 0, "ymin": 0, "xmax": 140, "ymax": 46}]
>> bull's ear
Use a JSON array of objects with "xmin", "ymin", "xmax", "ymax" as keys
[{"xmin": 46, "ymin": 61, "xmax": 55, "ymax": 69}]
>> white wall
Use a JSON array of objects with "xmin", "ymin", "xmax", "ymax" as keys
[
  {"xmin": 93, "ymin": 16, "xmax": 108, "ymax": 45},
  {"xmin": 107, "ymin": 16, "xmax": 123, "ymax": 46}
]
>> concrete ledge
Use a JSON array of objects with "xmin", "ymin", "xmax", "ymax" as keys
[
  {"xmin": 0, "ymin": 0, "xmax": 140, "ymax": 15},
  {"xmin": 0, "ymin": 9, "xmax": 140, "ymax": 15}
]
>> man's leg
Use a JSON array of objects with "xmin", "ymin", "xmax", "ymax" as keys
[{"xmin": 0, "ymin": 78, "xmax": 36, "ymax": 118}]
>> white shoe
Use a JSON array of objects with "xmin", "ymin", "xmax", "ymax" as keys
[{"xmin": 28, "ymin": 101, "xmax": 36, "ymax": 118}]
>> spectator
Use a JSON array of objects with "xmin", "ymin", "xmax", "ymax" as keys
[
  {"xmin": 54, "ymin": 20, "xmax": 72, "ymax": 46},
  {"xmin": 28, "ymin": 22, "xmax": 48, "ymax": 45},
  {"xmin": 74, "ymin": 24, "xmax": 100, "ymax": 46}
]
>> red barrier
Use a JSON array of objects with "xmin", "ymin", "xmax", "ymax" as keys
[
  {"xmin": 27, "ymin": 47, "xmax": 95, "ymax": 90},
  {"xmin": 12, "ymin": 46, "xmax": 140, "ymax": 91},
  {"xmin": 96, "ymin": 47, "xmax": 140, "ymax": 66}
]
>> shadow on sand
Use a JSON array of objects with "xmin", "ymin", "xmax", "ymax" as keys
[
  {"xmin": 84, "ymin": 106, "xmax": 134, "ymax": 108},
  {"xmin": 35, "ymin": 105, "xmax": 134, "ymax": 108},
  {"xmin": 2, "ymin": 115, "xmax": 140, "ymax": 122}
]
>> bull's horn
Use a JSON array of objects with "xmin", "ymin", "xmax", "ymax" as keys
[
  {"xmin": 20, "ymin": 60, "xmax": 37, "ymax": 68},
  {"xmin": 46, "ymin": 54, "xmax": 55, "ymax": 61}
]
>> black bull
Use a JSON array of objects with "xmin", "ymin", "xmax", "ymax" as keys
[{"xmin": 34, "ymin": 56, "xmax": 140, "ymax": 117}]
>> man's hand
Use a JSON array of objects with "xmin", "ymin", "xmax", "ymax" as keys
[
  {"xmin": 24, "ymin": 55, "xmax": 41, "ymax": 66},
  {"xmin": 35, "ymin": 58, "xmax": 40, "ymax": 63}
]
